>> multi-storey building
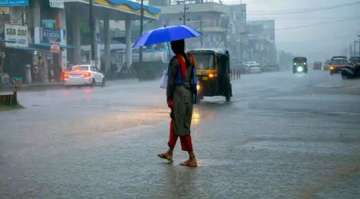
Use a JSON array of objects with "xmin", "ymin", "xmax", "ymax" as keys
[
  {"xmin": 155, "ymin": 1, "xmax": 230, "ymax": 49},
  {"xmin": 150, "ymin": 0, "xmax": 247, "ymax": 66},
  {"xmin": 245, "ymin": 20, "xmax": 277, "ymax": 67}
]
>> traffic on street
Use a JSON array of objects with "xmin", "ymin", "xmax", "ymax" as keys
[{"xmin": 1, "ymin": 71, "xmax": 360, "ymax": 198}]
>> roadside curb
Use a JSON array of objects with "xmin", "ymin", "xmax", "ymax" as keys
[{"xmin": 18, "ymin": 82, "xmax": 65, "ymax": 91}]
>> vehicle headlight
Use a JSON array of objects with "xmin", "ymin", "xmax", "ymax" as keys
[
  {"xmin": 294, "ymin": 63, "xmax": 297, "ymax": 66},
  {"xmin": 196, "ymin": 84, "xmax": 201, "ymax": 91},
  {"xmin": 297, "ymin": 66, "xmax": 304, "ymax": 72}
]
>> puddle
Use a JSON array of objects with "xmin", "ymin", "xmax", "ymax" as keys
[
  {"xmin": 197, "ymin": 159, "xmax": 238, "ymax": 167},
  {"xmin": 244, "ymin": 140, "xmax": 358, "ymax": 155}
]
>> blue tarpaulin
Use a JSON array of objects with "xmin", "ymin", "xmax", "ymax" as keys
[{"xmin": 0, "ymin": 0, "xmax": 29, "ymax": 7}]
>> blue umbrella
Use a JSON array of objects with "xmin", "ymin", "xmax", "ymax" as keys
[{"xmin": 133, "ymin": 25, "xmax": 200, "ymax": 48}]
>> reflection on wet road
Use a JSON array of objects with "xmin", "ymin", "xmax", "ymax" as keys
[{"xmin": 1, "ymin": 71, "xmax": 360, "ymax": 198}]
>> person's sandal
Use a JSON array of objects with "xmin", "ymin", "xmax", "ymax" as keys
[
  {"xmin": 158, "ymin": 153, "xmax": 173, "ymax": 163},
  {"xmin": 180, "ymin": 159, "xmax": 198, "ymax": 167}
]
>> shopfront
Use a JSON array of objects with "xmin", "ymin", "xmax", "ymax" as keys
[
  {"xmin": 1, "ymin": 0, "xmax": 68, "ymax": 83},
  {"xmin": 33, "ymin": 23, "xmax": 66, "ymax": 82},
  {"xmin": 1, "ymin": 23, "xmax": 33, "ymax": 83}
]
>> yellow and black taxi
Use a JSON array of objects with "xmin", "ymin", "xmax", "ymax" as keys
[
  {"xmin": 293, "ymin": 57, "xmax": 308, "ymax": 73},
  {"xmin": 189, "ymin": 49, "xmax": 232, "ymax": 102}
]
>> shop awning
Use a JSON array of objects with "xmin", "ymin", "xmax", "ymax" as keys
[
  {"xmin": 31, "ymin": 43, "xmax": 74, "ymax": 50},
  {"xmin": 65, "ymin": 0, "xmax": 161, "ymax": 20}
]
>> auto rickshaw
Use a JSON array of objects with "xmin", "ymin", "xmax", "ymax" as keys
[
  {"xmin": 293, "ymin": 57, "xmax": 308, "ymax": 73},
  {"xmin": 189, "ymin": 49, "xmax": 232, "ymax": 102}
]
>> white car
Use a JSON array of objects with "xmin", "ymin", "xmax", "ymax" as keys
[
  {"xmin": 64, "ymin": 65, "xmax": 105, "ymax": 86},
  {"xmin": 244, "ymin": 61, "xmax": 262, "ymax": 73}
]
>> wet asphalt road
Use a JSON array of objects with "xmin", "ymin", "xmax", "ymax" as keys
[{"xmin": 1, "ymin": 71, "xmax": 360, "ymax": 199}]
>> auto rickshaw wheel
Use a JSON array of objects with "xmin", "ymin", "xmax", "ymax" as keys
[
  {"xmin": 91, "ymin": 79, "xmax": 96, "ymax": 87},
  {"xmin": 225, "ymin": 83, "xmax": 232, "ymax": 102},
  {"xmin": 225, "ymin": 95, "xmax": 231, "ymax": 102}
]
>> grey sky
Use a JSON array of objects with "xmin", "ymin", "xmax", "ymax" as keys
[{"xmin": 225, "ymin": 0, "xmax": 360, "ymax": 61}]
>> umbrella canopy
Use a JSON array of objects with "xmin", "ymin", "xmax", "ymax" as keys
[{"xmin": 133, "ymin": 25, "xmax": 200, "ymax": 48}]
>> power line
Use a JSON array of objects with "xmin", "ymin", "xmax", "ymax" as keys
[
  {"xmin": 276, "ymin": 16, "xmax": 360, "ymax": 31},
  {"xmin": 248, "ymin": 1, "xmax": 360, "ymax": 16}
]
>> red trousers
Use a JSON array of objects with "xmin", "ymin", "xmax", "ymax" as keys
[{"xmin": 168, "ymin": 120, "xmax": 193, "ymax": 152}]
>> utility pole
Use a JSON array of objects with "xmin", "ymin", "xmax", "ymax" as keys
[
  {"xmin": 183, "ymin": 0, "xmax": 189, "ymax": 25},
  {"xmin": 177, "ymin": 0, "xmax": 189, "ymax": 25},
  {"xmin": 183, "ymin": 0, "xmax": 187, "ymax": 25},
  {"xmin": 139, "ymin": 0, "xmax": 144, "ymax": 63},
  {"xmin": 350, "ymin": 43, "xmax": 354, "ymax": 57},
  {"xmin": 89, "ymin": 0, "xmax": 97, "ymax": 67},
  {"xmin": 354, "ymin": 40, "xmax": 358, "ymax": 57}
]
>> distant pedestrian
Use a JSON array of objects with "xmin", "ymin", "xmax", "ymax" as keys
[{"xmin": 158, "ymin": 39, "xmax": 198, "ymax": 167}]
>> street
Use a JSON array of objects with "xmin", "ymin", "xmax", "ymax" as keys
[{"xmin": 1, "ymin": 71, "xmax": 360, "ymax": 198}]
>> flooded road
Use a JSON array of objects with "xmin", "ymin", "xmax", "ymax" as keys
[{"xmin": 1, "ymin": 71, "xmax": 360, "ymax": 198}]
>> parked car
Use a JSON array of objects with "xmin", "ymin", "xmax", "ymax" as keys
[
  {"xmin": 243, "ymin": 61, "xmax": 262, "ymax": 73},
  {"xmin": 64, "ymin": 65, "xmax": 105, "ymax": 86},
  {"xmin": 328, "ymin": 56, "xmax": 349, "ymax": 74}
]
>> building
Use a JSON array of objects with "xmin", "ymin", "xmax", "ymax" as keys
[
  {"xmin": 0, "ymin": 0, "xmax": 161, "ymax": 83},
  {"xmin": 245, "ymin": 20, "xmax": 277, "ymax": 67},
  {"xmin": 0, "ymin": 0, "xmax": 68, "ymax": 83},
  {"xmin": 156, "ymin": 1, "xmax": 230, "ymax": 49},
  {"xmin": 226, "ymin": 4, "xmax": 246, "ymax": 65},
  {"xmin": 150, "ymin": 0, "xmax": 247, "ymax": 66}
]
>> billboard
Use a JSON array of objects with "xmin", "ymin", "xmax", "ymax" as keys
[
  {"xmin": 4, "ymin": 24, "xmax": 28, "ymax": 48},
  {"xmin": 49, "ymin": 0, "xmax": 64, "ymax": 9}
]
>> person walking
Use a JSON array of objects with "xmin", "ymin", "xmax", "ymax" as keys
[{"xmin": 158, "ymin": 39, "xmax": 198, "ymax": 167}]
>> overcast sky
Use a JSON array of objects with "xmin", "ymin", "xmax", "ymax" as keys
[{"xmin": 225, "ymin": 0, "xmax": 360, "ymax": 61}]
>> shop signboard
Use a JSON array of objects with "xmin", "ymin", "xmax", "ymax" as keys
[
  {"xmin": 41, "ymin": 28, "xmax": 61, "ymax": 44},
  {"xmin": 0, "ymin": 8, "xmax": 9, "ymax": 14},
  {"xmin": 4, "ymin": 24, "xmax": 28, "ymax": 48},
  {"xmin": 0, "ymin": 0, "xmax": 29, "ymax": 7},
  {"xmin": 41, "ymin": 19, "xmax": 56, "ymax": 29},
  {"xmin": 34, "ymin": 27, "xmax": 65, "ymax": 47},
  {"xmin": 49, "ymin": 0, "xmax": 64, "ymax": 9}
]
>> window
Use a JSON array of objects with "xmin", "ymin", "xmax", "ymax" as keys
[
  {"xmin": 72, "ymin": 65, "xmax": 89, "ymax": 71},
  {"xmin": 193, "ymin": 53, "xmax": 215, "ymax": 69}
]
